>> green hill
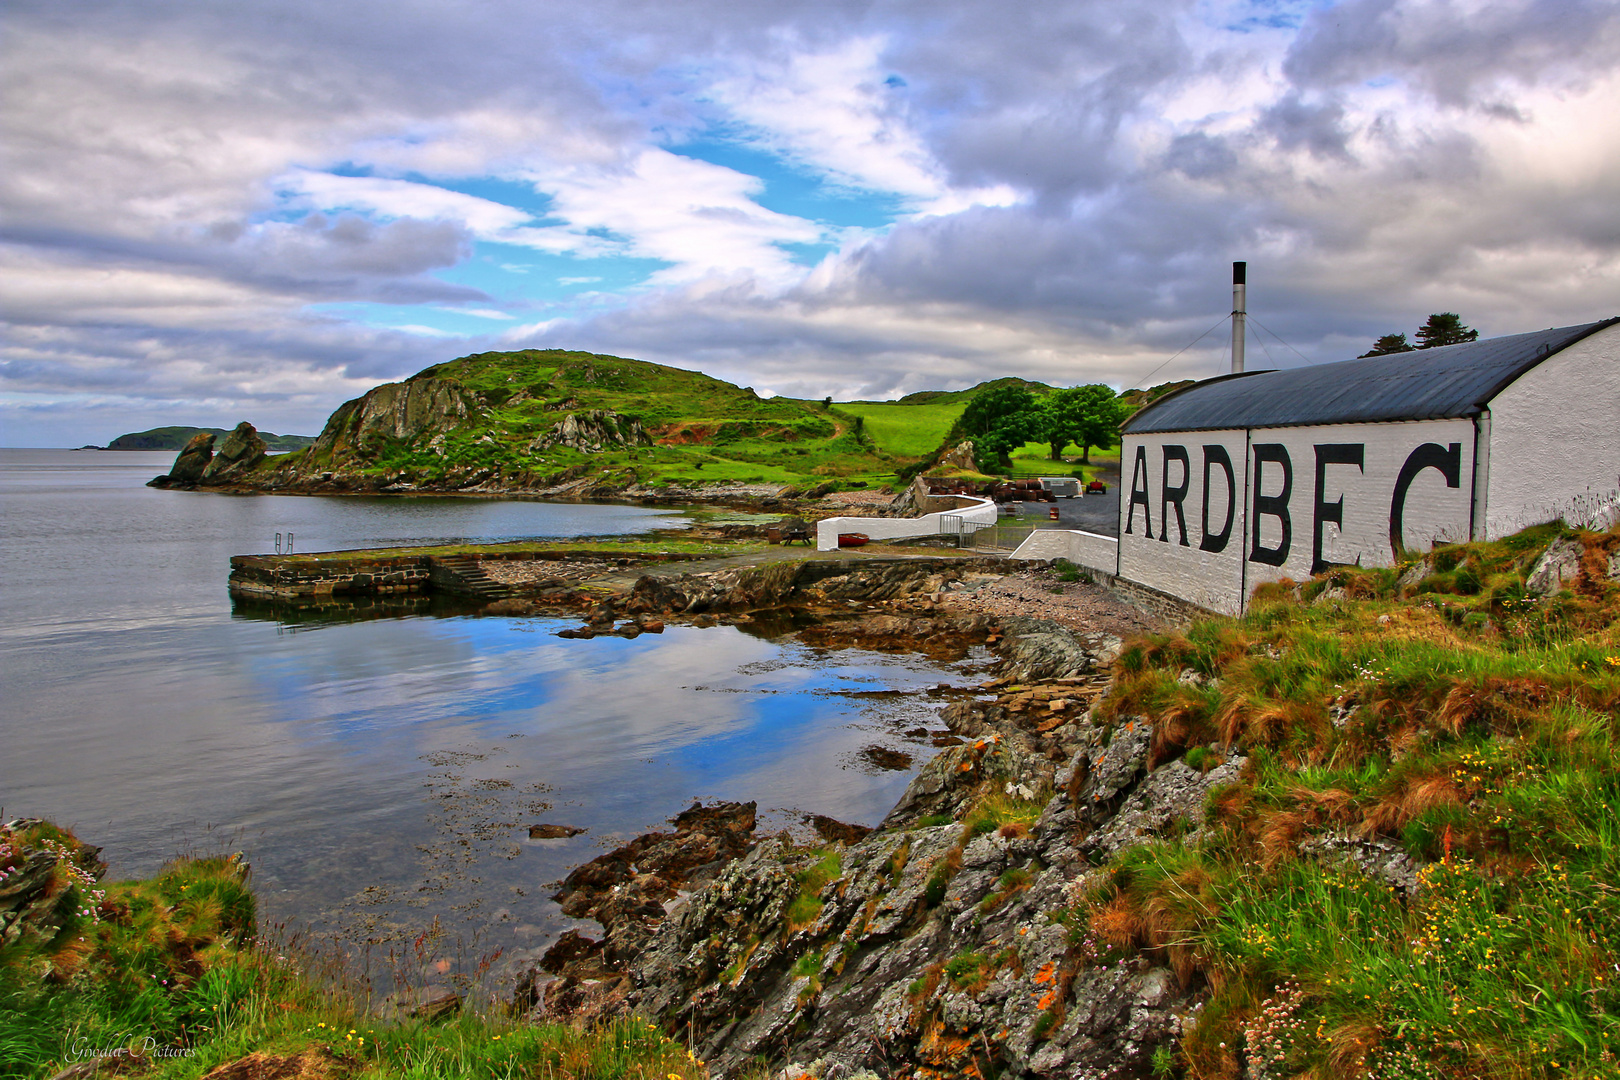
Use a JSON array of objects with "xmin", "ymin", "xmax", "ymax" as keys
[
  {"xmin": 109, "ymin": 426, "xmax": 314, "ymax": 452},
  {"xmin": 259, "ymin": 350, "xmax": 914, "ymax": 492},
  {"xmin": 237, "ymin": 351, "xmax": 1135, "ymax": 494}
]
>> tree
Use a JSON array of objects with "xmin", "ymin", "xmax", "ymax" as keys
[
  {"xmin": 958, "ymin": 384, "xmax": 1042, "ymax": 470},
  {"xmin": 1038, "ymin": 384, "xmax": 1129, "ymax": 463},
  {"xmin": 1414, "ymin": 313, "xmax": 1478, "ymax": 350},
  {"xmin": 1359, "ymin": 333, "xmax": 1415, "ymax": 357}
]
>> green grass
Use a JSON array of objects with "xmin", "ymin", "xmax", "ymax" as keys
[
  {"xmin": 0, "ymin": 824, "xmax": 709, "ymax": 1080},
  {"xmin": 1074, "ymin": 524, "xmax": 1620, "ymax": 1078},
  {"xmin": 835, "ymin": 400, "xmax": 968, "ymax": 458}
]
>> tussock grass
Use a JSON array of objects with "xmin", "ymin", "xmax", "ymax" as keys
[
  {"xmin": 1070, "ymin": 524, "xmax": 1620, "ymax": 1078},
  {"xmin": 0, "ymin": 827, "xmax": 708, "ymax": 1079}
]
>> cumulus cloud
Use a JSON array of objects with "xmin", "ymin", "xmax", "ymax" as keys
[{"xmin": 3, "ymin": 0, "xmax": 1620, "ymax": 445}]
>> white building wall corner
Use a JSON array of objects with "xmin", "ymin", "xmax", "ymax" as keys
[{"xmin": 1482, "ymin": 324, "xmax": 1620, "ymax": 539}]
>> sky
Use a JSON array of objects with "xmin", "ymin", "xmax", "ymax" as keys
[{"xmin": 2, "ymin": 0, "xmax": 1617, "ymax": 446}]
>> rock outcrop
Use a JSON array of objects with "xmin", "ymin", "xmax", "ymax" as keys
[
  {"xmin": 147, "ymin": 431, "xmax": 215, "ymax": 487},
  {"xmin": 200, "ymin": 422, "xmax": 269, "ymax": 484},
  {"xmin": 521, "ymin": 619, "xmax": 1240, "ymax": 1079},
  {"xmin": 148, "ymin": 423, "xmax": 270, "ymax": 488},
  {"xmin": 295, "ymin": 376, "xmax": 481, "ymax": 472},
  {"xmin": 0, "ymin": 819, "xmax": 107, "ymax": 961},
  {"xmin": 530, "ymin": 410, "xmax": 651, "ymax": 454}
]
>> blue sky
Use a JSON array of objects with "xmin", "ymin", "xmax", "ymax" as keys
[{"xmin": 3, "ymin": 0, "xmax": 1618, "ymax": 444}]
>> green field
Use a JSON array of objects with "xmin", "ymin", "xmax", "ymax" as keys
[{"xmin": 836, "ymin": 399, "xmax": 970, "ymax": 458}]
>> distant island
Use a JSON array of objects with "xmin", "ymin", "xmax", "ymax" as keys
[{"xmin": 104, "ymin": 425, "xmax": 315, "ymax": 452}]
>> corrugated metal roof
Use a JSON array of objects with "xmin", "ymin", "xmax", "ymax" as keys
[{"xmin": 1122, "ymin": 318, "xmax": 1618, "ymax": 435}]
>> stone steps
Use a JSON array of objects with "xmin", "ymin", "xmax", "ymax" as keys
[{"xmin": 428, "ymin": 555, "xmax": 514, "ymax": 599}]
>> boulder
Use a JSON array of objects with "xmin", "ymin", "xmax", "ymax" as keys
[
  {"xmin": 1526, "ymin": 537, "xmax": 1583, "ymax": 595},
  {"xmin": 150, "ymin": 431, "xmax": 215, "ymax": 487},
  {"xmin": 936, "ymin": 440, "xmax": 977, "ymax": 472},
  {"xmin": 200, "ymin": 422, "xmax": 268, "ymax": 484}
]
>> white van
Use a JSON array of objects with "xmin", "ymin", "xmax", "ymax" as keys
[{"xmin": 1039, "ymin": 477, "xmax": 1080, "ymax": 498}]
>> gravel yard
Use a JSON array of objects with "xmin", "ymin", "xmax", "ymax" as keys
[
  {"xmin": 479, "ymin": 558, "xmax": 626, "ymax": 586},
  {"xmin": 818, "ymin": 490, "xmax": 901, "ymax": 506},
  {"xmin": 936, "ymin": 564, "xmax": 1165, "ymax": 641}
]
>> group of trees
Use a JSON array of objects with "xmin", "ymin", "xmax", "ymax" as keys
[
  {"xmin": 957, "ymin": 382, "xmax": 1130, "ymax": 470},
  {"xmin": 1360, "ymin": 312, "xmax": 1479, "ymax": 357}
]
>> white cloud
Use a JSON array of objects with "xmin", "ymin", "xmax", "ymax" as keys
[
  {"xmin": 281, "ymin": 171, "xmax": 533, "ymax": 236},
  {"xmin": 5, "ymin": 0, "xmax": 1620, "ymax": 446},
  {"xmin": 439, "ymin": 307, "xmax": 516, "ymax": 320},
  {"xmin": 520, "ymin": 147, "xmax": 829, "ymax": 285},
  {"xmin": 708, "ymin": 34, "xmax": 1021, "ymax": 215}
]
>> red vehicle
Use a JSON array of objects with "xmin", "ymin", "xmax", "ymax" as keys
[{"xmin": 1085, "ymin": 480, "xmax": 1108, "ymax": 495}]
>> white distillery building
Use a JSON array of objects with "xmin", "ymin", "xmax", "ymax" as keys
[{"xmin": 1017, "ymin": 317, "xmax": 1620, "ymax": 616}]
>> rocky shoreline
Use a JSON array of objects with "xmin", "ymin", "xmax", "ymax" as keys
[
  {"xmin": 147, "ymin": 420, "xmax": 920, "ymax": 513},
  {"xmin": 514, "ymin": 602, "xmax": 1233, "ymax": 1080}
]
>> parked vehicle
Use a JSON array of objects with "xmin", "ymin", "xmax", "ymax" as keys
[
  {"xmin": 1085, "ymin": 479, "xmax": 1108, "ymax": 495},
  {"xmin": 1039, "ymin": 476, "xmax": 1080, "ymax": 498}
]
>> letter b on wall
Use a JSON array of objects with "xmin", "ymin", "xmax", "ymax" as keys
[{"xmin": 1249, "ymin": 443, "xmax": 1291, "ymax": 567}]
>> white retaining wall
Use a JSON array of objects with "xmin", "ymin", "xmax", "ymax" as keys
[
  {"xmin": 815, "ymin": 495, "xmax": 998, "ymax": 551},
  {"xmin": 1010, "ymin": 529, "xmax": 1119, "ymax": 576}
]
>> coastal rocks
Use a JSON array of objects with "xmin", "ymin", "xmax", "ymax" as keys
[
  {"xmin": 626, "ymin": 557, "xmax": 1008, "ymax": 619},
  {"xmin": 1, "ymin": 819, "xmax": 108, "ymax": 964},
  {"xmin": 577, "ymin": 614, "xmax": 1240, "ymax": 1080},
  {"xmin": 146, "ymin": 431, "xmax": 214, "ymax": 487},
  {"xmin": 200, "ymin": 422, "xmax": 268, "ymax": 484},
  {"xmin": 148, "ymin": 422, "xmax": 270, "ymax": 488},
  {"xmin": 994, "ymin": 615, "xmax": 1115, "ymax": 681},
  {"xmin": 529, "ymin": 801, "xmax": 760, "ymax": 1019},
  {"xmin": 529, "ymin": 410, "xmax": 652, "ymax": 454}
]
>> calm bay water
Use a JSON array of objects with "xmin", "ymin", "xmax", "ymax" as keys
[{"xmin": 0, "ymin": 450, "xmax": 968, "ymax": 970}]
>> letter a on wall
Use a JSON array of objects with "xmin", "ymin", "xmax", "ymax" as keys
[{"xmin": 1126, "ymin": 445, "xmax": 1152, "ymax": 536}]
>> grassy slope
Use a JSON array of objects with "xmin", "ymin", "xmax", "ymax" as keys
[
  {"xmin": 275, "ymin": 354, "xmax": 1123, "ymax": 490},
  {"xmin": 0, "ymin": 821, "xmax": 705, "ymax": 1080},
  {"xmin": 1066, "ymin": 523, "xmax": 1620, "ymax": 1078},
  {"xmin": 285, "ymin": 350, "xmax": 905, "ymax": 489}
]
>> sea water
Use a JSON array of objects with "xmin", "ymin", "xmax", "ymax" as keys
[{"xmin": 0, "ymin": 450, "xmax": 971, "ymax": 970}]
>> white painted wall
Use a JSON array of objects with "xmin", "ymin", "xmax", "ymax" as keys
[
  {"xmin": 815, "ymin": 495, "xmax": 997, "ymax": 550},
  {"xmin": 1117, "ymin": 419, "xmax": 1475, "ymax": 614},
  {"xmin": 1117, "ymin": 429, "xmax": 1248, "ymax": 616},
  {"xmin": 1239, "ymin": 419, "xmax": 1475, "ymax": 596},
  {"xmin": 1483, "ymin": 323, "xmax": 1620, "ymax": 538},
  {"xmin": 1010, "ymin": 529, "xmax": 1119, "ymax": 573}
]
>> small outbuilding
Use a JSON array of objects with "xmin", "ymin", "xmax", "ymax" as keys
[{"xmin": 1018, "ymin": 318, "xmax": 1620, "ymax": 615}]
